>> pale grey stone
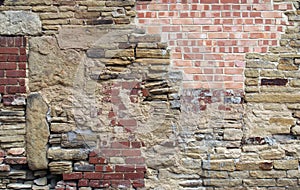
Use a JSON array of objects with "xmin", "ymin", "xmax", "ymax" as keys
[{"xmin": 0, "ymin": 11, "xmax": 41, "ymax": 35}]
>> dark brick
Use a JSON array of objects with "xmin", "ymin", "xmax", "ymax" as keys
[
  {"xmin": 124, "ymin": 172, "xmax": 144, "ymax": 180},
  {"xmin": 63, "ymin": 172, "xmax": 83, "ymax": 180},
  {"xmin": 259, "ymin": 161, "xmax": 273, "ymax": 170},
  {"xmin": 84, "ymin": 172, "xmax": 103, "ymax": 179},
  {"xmin": 103, "ymin": 173, "xmax": 123, "ymax": 180},
  {"xmin": 132, "ymin": 179, "xmax": 145, "ymax": 188},
  {"xmin": 89, "ymin": 157, "xmax": 107, "ymax": 164},
  {"xmin": 78, "ymin": 179, "xmax": 89, "ymax": 187},
  {"xmin": 115, "ymin": 165, "xmax": 135, "ymax": 172},
  {"xmin": 261, "ymin": 78, "xmax": 288, "ymax": 86},
  {"xmin": 95, "ymin": 165, "xmax": 113, "ymax": 172},
  {"xmin": 6, "ymin": 70, "xmax": 26, "ymax": 78},
  {"xmin": 86, "ymin": 19, "xmax": 113, "ymax": 25}
]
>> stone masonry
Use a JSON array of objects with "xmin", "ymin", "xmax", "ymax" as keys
[{"xmin": 0, "ymin": 0, "xmax": 299, "ymax": 190}]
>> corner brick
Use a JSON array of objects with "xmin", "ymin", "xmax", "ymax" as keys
[
  {"xmin": 132, "ymin": 179, "xmax": 145, "ymax": 188},
  {"xmin": 63, "ymin": 172, "xmax": 83, "ymax": 180}
]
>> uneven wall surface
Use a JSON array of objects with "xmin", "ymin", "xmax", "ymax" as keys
[{"xmin": 0, "ymin": 0, "xmax": 299, "ymax": 190}]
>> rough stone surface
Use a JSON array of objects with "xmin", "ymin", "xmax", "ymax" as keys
[
  {"xmin": 26, "ymin": 93, "xmax": 50, "ymax": 170},
  {"xmin": 0, "ymin": 11, "xmax": 41, "ymax": 35}
]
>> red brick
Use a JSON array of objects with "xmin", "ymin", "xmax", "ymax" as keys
[
  {"xmin": 103, "ymin": 173, "xmax": 124, "ymax": 180},
  {"xmin": 132, "ymin": 179, "xmax": 145, "ymax": 188},
  {"xmin": 19, "ymin": 55, "xmax": 27, "ymax": 62},
  {"xmin": 121, "ymin": 149, "xmax": 141, "ymax": 157},
  {"xmin": 6, "ymin": 70, "xmax": 26, "ymax": 78},
  {"xmin": 63, "ymin": 172, "xmax": 82, "ymax": 180},
  {"xmin": 101, "ymin": 149, "xmax": 121, "ymax": 157},
  {"xmin": 89, "ymin": 150, "xmax": 100, "ymax": 157},
  {"xmin": 84, "ymin": 172, "xmax": 103, "ymax": 179},
  {"xmin": 0, "ymin": 48, "xmax": 19, "ymax": 55},
  {"xmin": 111, "ymin": 141, "xmax": 130, "ymax": 148},
  {"xmin": 0, "ymin": 63, "xmax": 17, "ymax": 70},
  {"xmin": 115, "ymin": 165, "xmax": 135, "ymax": 172},
  {"xmin": 118, "ymin": 119, "xmax": 137, "ymax": 127},
  {"xmin": 89, "ymin": 180, "xmax": 109, "ymax": 188},
  {"xmin": 124, "ymin": 172, "xmax": 144, "ymax": 180},
  {"xmin": 6, "ymin": 86, "xmax": 26, "ymax": 94},
  {"xmin": 95, "ymin": 165, "xmax": 113, "ymax": 172},
  {"xmin": 136, "ymin": 166, "xmax": 147, "ymax": 172},
  {"xmin": 0, "ymin": 55, "xmax": 7, "ymax": 62},
  {"xmin": 78, "ymin": 179, "xmax": 89, "ymax": 187},
  {"xmin": 18, "ymin": 62, "xmax": 26, "ymax": 70},
  {"xmin": 131, "ymin": 141, "xmax": 142, "ymax": 148},
  {"xmin": 0, "ymin": 37, "xmax": 7, "ymax": 47},
  {"xmin": 89, "ymin": 156, "xmax": 107, "ymax": 164},
  {"xmin": 0, "ymin": 71, "xmax": 4, "ymax": 78}
]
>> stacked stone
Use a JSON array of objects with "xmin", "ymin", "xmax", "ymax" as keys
[{"xmin": 1, "ymin": 0, "xmax": 136, "ymax": 35}]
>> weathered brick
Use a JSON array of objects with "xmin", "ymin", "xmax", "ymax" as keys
[
  {"xmin": 84, "ymin": 172, "xmax": 103, "ymax": 179},
  {"xmin": 63, "ymin": 172, "xmax": 83, "ymax": 180}
]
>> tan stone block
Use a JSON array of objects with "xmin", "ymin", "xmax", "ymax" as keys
[
  {"xmin": 42, "ymin": 19, "xmax": 69, "ymax": 25},
  {"xmin": 228, "ymin": 171, "xmax": 250, "ymax": 178},
  {"xmin": 246, "ymin": 60, "xmax": 276, "ymax": 69},
  {"xmin": 291, "ymin": 125, "xmax": 300, "ymax": 135},
  {"xmin": 40, "ymin": 12, "xmax": 73, "ymax": 19},
  {"xmin": 223, "ymin": 129, "xmax": 243, "ymax": 141},
  {"xmin": 245, "ymin": 78, "xmax": 258, "ymax": 86},
  {"xmin": 287, "ymin": 170, "xmax": 300, "ymax": 178},
  {"xmin": 243, "ymin": 179, "xmax": 276, "ymax": 186},
  {"xmin": 244, "ymin": 69, "xmax": 259, "ymax": 78},
  {"xmin": 136, "ymin": 49, "xmax": 170, "ymax": 59},
  {"xmin": 236, "ymin": 161, "xmax": 273, "ymax": 171},
  {"xmin": 269, "ymin": 117, "xmax": 295, "ymax": 125},
  {"xmin": 249, "ymin": 170, "xmax": 286, "ymax": 178},
  {"xmin": 290, "ymin": 79, "xmax": 300, "ymax": 87},
  {"xmin": 277, "ymin": 178, "xmax": 298, "ymax": 186},
  {"xmin": 203, "ymin": 179, "xmax": 242, "ymax": 187},
  {"xmin": 32, "ymin": 6, "xmax": 58, "ymax": 12},
  {"xmin": 260, "ymin": 70, "xmax": 284, "ymax": 77},
  {"xmin": 202, "ymin": 160, "xmax": 235, "ymax": 171},
  {"xmin": 104, "ymin": 49, "xmax": 134, "ymax": 58},
  {"xmin": 245, "ymin": 86, "xmax": 259, "ymax": 93},
  {"xmin": 135, "ymin": 58, "xmax": 170, "ymax": 65},
  {"xmin": 278, "ymin": 63, "xmax": 298, "ymax": 71},
  {"xmin": 274, "ymin": 160, "xmax": 299, "ymax": 170},
  {"xmin": 201, "ymin": 171, "xmax": 228, "ymax": 178},
  {"xmin": 260, "ymin": 148, "xmax": 285, "ymax": 160},
  {"xmin": 245, "ymin": 93, "xmax": 300, "ymax": 103}
]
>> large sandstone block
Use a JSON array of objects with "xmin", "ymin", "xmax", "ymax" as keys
[
  {"xmin": 0, "ymin": 11, "xmax": 41, "ymax": 35},
  {"xmin": 26, "ymin": 93, "xmax": 50, "ymax": 170}
]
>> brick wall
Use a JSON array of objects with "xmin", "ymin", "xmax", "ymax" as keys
[
  {"xmin": 0, "ymin": 36, "xmax": 26, "ymax": 105},
  {"xmin": 136, "ymin": 0, "xmax": 294, "ymax": 89}
]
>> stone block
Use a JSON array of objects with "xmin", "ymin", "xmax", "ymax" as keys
[
  {"xmin": 243, "ymin": 179, "xmax": 276, "ymax": 186},
  {"xmin": 274, "ymin": 160, "xmax": 299, "ymax": 170},
  {"xmin": 136, "ymin": 49, "xmax": 170, "ymax": 59},
  {"xmin": 0, "ymin": 11, "xmax": 41, "ymax": 35},
  {"xmin": 48, "ymin": 161, "xmax": 72, "ymax": 174},
  {"xmin": 245, "ymin": 93, "xmax": 300, "ymax": 103},
  {"xmin": 47, "ymin": 148, "xmax": 88, "ymax": 160},
  {"xmin": 202, "ymin": 160, "xmax": 235, "ymax": 171},
  {"xmin": 223, "ymin": 129, "xmax": 243, "ymax": 141},
  {"xmin": 26, "ymin": 93, "xmax": 49, "ymax": 170},
  {"xmin": 249, "ymin": 170, "xmax": 286, "ymax": 178}
]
